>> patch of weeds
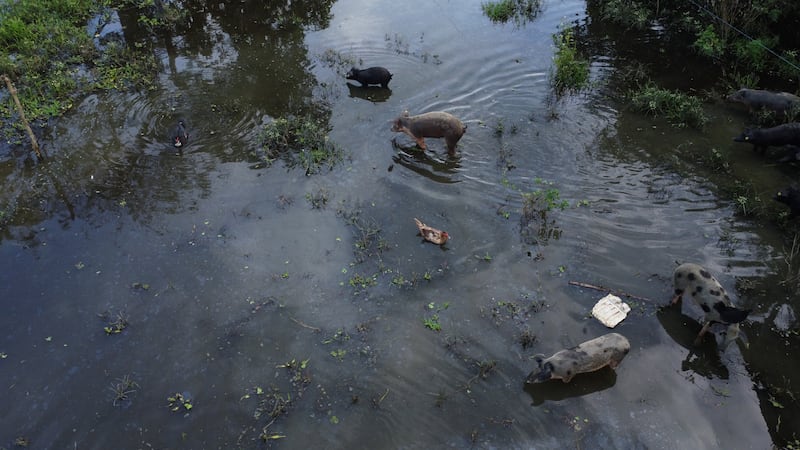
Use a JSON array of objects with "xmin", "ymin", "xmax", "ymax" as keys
[
  {"xmin": 349, "ymin": 272, "xmax": 378, "ymax": 289},
  {"xmin": 98, "ymin": 309, "xmax": 129, "ymax": 335},
  {"xmin": 391, "ymin": 274, "xmax": 408, "ymax": 287},
  {"xmin": 338, "ymin": 208, "xmax": 389, "ymax": 265},
  {"xmin": 482, "ymin": 0, "xmax": 542, "ymax": 25},
  {"xmin": 724, "ymin": 180, "xmax": 766, "ymax": 219},
  {"xmin": 423, "ymin": 301, "xmax": 450, "ymax": 332},
  {"xmin": 628, "ymin": 83, "xmax": 708, "ymax": 129},
  {"xmin": 476, "ymin": 252, "xmax": 493, "ymax": 262},
  {"xmin": 109, "ymin": 374, "xmax": 139, "ymax": 406},
  {"xmin": 167, "ymin": 392, "xmax": 193, "ymax": 413},
  {"xmin": 520, "ymin": 179, "xmax": 568, "ymax": 245},
  {"xmin": 493, "ymin": 119, "xmax": 505, "ymax": 137},
  {"xmin": 306, "ymin": 187, "xmax": 330, "ymax": 209},
  {"xmin": 552, "ymin": 28, "xmax": 590, "ymax": 95},
  {"xmin": 93, "ymin": 40, "xmax": 159, "ymax": 91},
  {"xmin": 318, "ymin": 49, "xmax": 360, "ymax": 72},
  {"xmin": 700, "ymin": 147, "xmax": 731, "ymax": 174},
  {"xmin": 276, "ymin": 358, "xmax": 312, "ymax": 386},
  {"xmin": 258, "ymin": 114, "xmax": 345, "ymax": 175},
  {"xmin": 599, "ymin": 0, "xmax": 652, "ymax": 29}
]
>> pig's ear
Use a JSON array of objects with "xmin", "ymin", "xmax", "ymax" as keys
[
  {"xmin": 532, "ymin": 354, "xmax": 545, "ymax": 368},
  {"xmin": 537, "ymin": 362, "xmax": 553, "ymax": 382}
]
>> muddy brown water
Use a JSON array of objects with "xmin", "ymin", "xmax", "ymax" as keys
[{"xmin": 1, "ymin": 0, "xmax": 798, "ymax": 448}]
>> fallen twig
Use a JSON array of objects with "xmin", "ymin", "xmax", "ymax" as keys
[
  {"xmin": 290, "ymin": 317, "xmax": 321, "ymax": 332},
  {"xmin": 568, "ymin": 280, "xmax": 657, "ymax": 304},
  {"xmin": 1, "ymin": 74, "xmax": 42, "ymax": 159}
]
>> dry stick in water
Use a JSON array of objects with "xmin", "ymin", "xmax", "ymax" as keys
[
  {"xmin": 1, "ymin": 74, "xmax": 42, "ymax": 159},
  {"xmin": 568, "ymin": 280, "xmax": 655, "ymax": 303}
]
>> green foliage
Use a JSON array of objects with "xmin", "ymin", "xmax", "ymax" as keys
[
  {"xmin": 552, "ymin": 29, "xmax": 590, "ymax": 95},
  {"xmin": 481, "ymin": 0, "xmax": 541, "ymax": 25},
  {"xmin": 259, "ymin": 115, "xmax": 344, "ymax": 175},
  {"xmin": 733, "ymin": 36, "xmax": 778, "ymax": 73},
  {"xmin": 423, "ymin": 302, "xmax": 450, "ymax": 332},
  {"xmin": 628, "ymin": 85, "xmax": 708, "ymax": 129},
  {"xmin": 599, "ymin": 0, "xmax": 651, "ymax": 29},
  {"xmin": 694, "ymin": 25, "xmax": 724, "ymax": 59}
]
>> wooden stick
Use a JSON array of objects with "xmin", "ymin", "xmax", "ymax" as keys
[
  {"xmin": 568, "ymin": 280, "xmax": 656, "ymax": 303},
  {"xmin": 290, "ymin": 317, "xmax": 321, "ymax": 332},
  {"xmin": 1, "ymin": 74, "xmax": 42, "ymax": 159}
]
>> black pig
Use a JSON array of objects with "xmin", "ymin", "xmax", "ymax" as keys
[
  {"xmin": 346, "ymin": 67, "xmax": 393, "ymax": 88},
  {"xmin": 727, "ymin": 88, "xmax": 800, "ymax": 115},
  {"xmin": 733, "ymin": 123, "xmax": 800, "ymax": 154},
  {"xmin": 775, "ymin": 186, "xmax": 800, "ymax": 217}
]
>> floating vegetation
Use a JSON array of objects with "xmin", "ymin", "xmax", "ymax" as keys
[
  {"xmin": 258, "ymin": 114, "xmax": 345, "ymax": 175},
  {"xmin": 98, "ymin": 309, "xmax": 129, "ymax": 335},
  {"xmin": 167, "ymin": 392, "xmax": 194, "ymax": 413},
  {"xmin": 109, "ymin": 375, "xmax": 139, "ymax": 407},
  {"xmin": 481, "ymin": 0, "xmax": 542, "ymax": 25}
]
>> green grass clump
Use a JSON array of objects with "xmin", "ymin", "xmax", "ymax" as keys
[
  {"xmin": 552, "ymin": 29, "xmax": 590, "ymax": 95},
  {"xmin": 259, "ymin": 115, "xmax": 345, "ymax": 175},
  {"xmin": 0, "ymin": 0, "xmax": 162, "ymax": 137},
  {"xmin": 481, "ymin": 0, "xmax": 541, "ymax": 25},
  {"xmin": 629, "ymin": 85, "xmax": 709, "ymax": 129}
]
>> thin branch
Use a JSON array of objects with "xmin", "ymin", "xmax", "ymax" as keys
[
  {"xmin": 1, "ymin": 74, "xmax": 42, "ymax": 159},
  {"xmin": 568, "ymin": 280, "xmax": 656, "ymax": 303}
]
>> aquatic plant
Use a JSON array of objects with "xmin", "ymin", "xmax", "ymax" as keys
[
  {"xmin": 481, "ymin": 0, "xmax": 541, "ymax": 25},
  {"xmin": 259, "ymin": 115, "xmax": 345, "ymax": 175},
  {"xmin": 551, "ymin": 28, "xmax": 590, "ymax": 95},
  {"xmin": 628, "ymin": 84, "xmax": 709, "ymax": 129},
  {"xmin": 109, "ymin": 375, "xmax": 139, "ymax": 406}
]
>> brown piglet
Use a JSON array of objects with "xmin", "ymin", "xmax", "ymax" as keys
[{"xmin": 391, "ymin": 111, "xmax": 466, "ymax": 155}]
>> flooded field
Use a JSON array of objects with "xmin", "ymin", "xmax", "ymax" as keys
[{"xmin": 1, "ymin": 0, "xmax": 798, "ymax": 448}]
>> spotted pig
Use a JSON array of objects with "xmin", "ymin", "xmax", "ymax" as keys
[
  {"xmin": 671, "ymin": 263, "xmax": 751, "ymax": 346},
  {"xmin": 526, "ymin": 333, "xmax": 630, "ymax": 384}
]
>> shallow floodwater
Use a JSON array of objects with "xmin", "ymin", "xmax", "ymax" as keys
[{"xmin": 1, "ymin": 0, "xmax": 798, "ymax": 448}]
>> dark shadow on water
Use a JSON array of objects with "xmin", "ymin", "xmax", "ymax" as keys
[
  {"xmin": 391, "ymin": 140, "xmax": 460, "ymax": 184},
  {"xmin": 657, "ymin": 305, "xmax": 729, "ymax": 379},
  {"xmin": 523, "ymin": 368, "xmax": 617, "ymax": 406},
  {"xmin": 346, "ymin": 83, "xmax": 393, "ymax": 103}
]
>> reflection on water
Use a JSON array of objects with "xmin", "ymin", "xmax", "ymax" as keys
[
  {"xmin": 524, "ymin": 369, "xmax": 617, "ymax": 406},
  {"xmin": 1, "ymin": 0, "xmax": 796, "ymax": 448}
]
